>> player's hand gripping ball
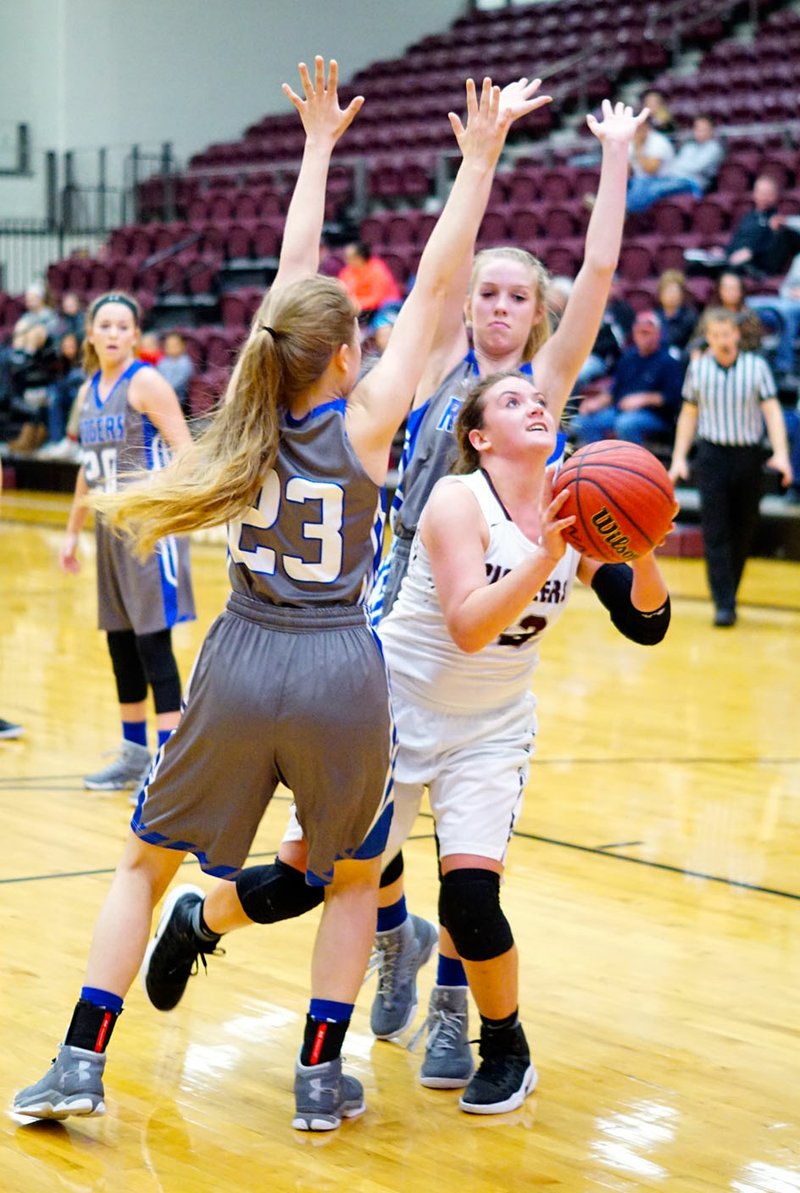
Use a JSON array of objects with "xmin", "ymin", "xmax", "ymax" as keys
[{"xmin": 552, "ymin": 442, "xmax": 677, "ymax": 562}]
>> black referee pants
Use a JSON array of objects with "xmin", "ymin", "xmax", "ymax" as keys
[{"xmin": 695, "ymin": 440, "xmax": 764, "ymax": 612}]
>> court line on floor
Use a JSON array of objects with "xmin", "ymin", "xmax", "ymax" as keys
[
  {"xmin": 2, "ymin": 755, "xmax": 799, "ymax": 791},
  {"xmin": 2, "ymin": 826, "xmax": 798, "ymax": 903}
]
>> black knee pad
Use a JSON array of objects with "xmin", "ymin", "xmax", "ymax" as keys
[
  {"xmin": 107, "ymin": 630, "xmax": 147, "ymax": 704},
  {"xmin": 438, "ymin": 868, "xmax": 514, "ymax": 962},
  {"xmin": 135, "ymin": 630, "xmax": 182, "ymax": 713},
  {"xmin": 236, "ymin": 858, "xmax": 324, "ymax": 924},
  {"xmin": 380, "ymin": 850, "xmax": 404, "ymax": 888}
]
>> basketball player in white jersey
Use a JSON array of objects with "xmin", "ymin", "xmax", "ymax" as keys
[{"xmin": 375, "ymin": 369, "xmax": 672, "ymax": 1112}]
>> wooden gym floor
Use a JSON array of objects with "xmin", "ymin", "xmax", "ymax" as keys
[{"xmin": 0, "ymin": 492, "xmax": 798, "ymax": 1193}]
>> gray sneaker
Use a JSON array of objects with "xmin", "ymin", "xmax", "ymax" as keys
[
  {"xmin": 417, "ymin": 985, "xmax": 475, "ymax": 1089},
  {"xmin": 369, "ymin": 914, "xmax": 438, "ymax": 1039},
  {"xmin": 84, "ymin": 740, "xmax": 152, "ymax": 790},
  {"xmin": 292, "ymin": 1054, "xmax": 365, "ymax": 1131},
  {"xmin": 12, "ymin": 1044, "xmax": 106, "ymax": 1120}
]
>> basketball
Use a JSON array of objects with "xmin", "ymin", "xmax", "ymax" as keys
[{"xmin": 552, "ymin": 442, "xmax": 677, "ymax": 563}]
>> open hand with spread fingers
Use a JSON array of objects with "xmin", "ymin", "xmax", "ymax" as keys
[
  {"xmin": 587, "ymin": 99, "xmax": 648, "ymax": 147},
  {"xmin": 448, "ymin": 76, "xmax": 547, "ymax": 171},
  {"xmin": 282, "ymin": 55, "xmax": 364, "ymax": 144},
  {"xmin": 498, "ymin": 75, "xmax": 552, "ymax": 124}
]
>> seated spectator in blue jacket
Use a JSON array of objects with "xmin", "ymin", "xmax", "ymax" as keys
[
  {"xmin": 748, "ymin": 251, "xmax": 800, "ymax": 386},
  {"xmin": 627, "ymin": 116, "xmax": 724, "ymax": 213},
  {"xmin": 571, "ymin": 309, "xmax": 684, "ymax": 446}
]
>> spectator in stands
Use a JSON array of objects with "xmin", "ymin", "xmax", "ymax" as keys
[
  {"xmin": 545, "ymin": 275, "xmax": 574, "ymax": 333},
  {"xmin": 338, "ymin": 240, "xmax": 403, "ymax": 341},
  {"xmin": 138, "ymin": 332, "xmax": 163, "ymax": 366},
  {"xmin": 40, "ymin": 331, "xmax": 85, "ymax": 453},
  {"xmin": 628, "ymin": 111, "xmax": 675, "ymax": 182},
  {"xmin": 655, "ymin": 269, "xmax": 697, "ymax": 356},
  {"xmin": 156, "ymin": 332, "xmax": 194, "ymax": 412},
  {"xmin": 11, "ymin": 283, "xmax": 58, "ymax": 355},
  {"xmin": 748, "ymin": 251, "xmax": 800, "ymax": 387},
  {"xmin": 626, "ymin": 115, "xmax": 724, "ymax": 213},
  {"xmin": 571, "ymin": 309, "xmax": 683, "ymax": 446},
  {"xmin": 2, "ymin": 283, "xmax": 61, "ymax": 453},
  {"xmin": 691, "ymin": 270, "xmax": 764, "ymax": 357},
  {"xmin": 642, "ymin": 89, "xmax": 676, "ymax": 137},
  {"xmin": 53, "ymin": 291, "xmax": 85, "ymax": 345},
  {"xmin": 686, "ymin": 175, "xmax": 800, "ymax": 280},
  {"xmin": 669, "ymin": 308, "xmax": 793, "ymax": 626},
  {"xmin": 571, "ymin": 277, "xmax": 634, "ymax": 391},
  {"xmin": 784, "ymin": 398, "xmax": 800, "ymax": 504}
]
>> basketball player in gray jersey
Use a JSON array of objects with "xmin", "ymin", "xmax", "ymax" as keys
[
  {"xmin": 62, "ymin": 292, "xmax": 194, "ymax": 791},
  {"xmin": 13, "ymin": 58, "xmax": 549, "ymax": 1132}
]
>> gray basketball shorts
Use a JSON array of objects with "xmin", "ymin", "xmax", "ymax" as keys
[
  {"xmin": 95, "ymin": 518, "xmax": 195, "ymax": 635},
  {"xmin": 131, "ymin": 592, "xmax": 395, "ymax": 885}
]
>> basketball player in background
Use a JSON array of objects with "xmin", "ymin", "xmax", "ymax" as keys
[
  {"xmin": 61, "ymin": 293, "xmax": 195, "ymax": 790},
  {"xmin": 13, "ymin": 59, "xmax": 550, "ymax": 1133}
]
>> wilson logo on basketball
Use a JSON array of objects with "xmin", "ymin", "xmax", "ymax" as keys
[{"xmin": 587, "ymin": 507, "xmax": 638, "ymax": 561}]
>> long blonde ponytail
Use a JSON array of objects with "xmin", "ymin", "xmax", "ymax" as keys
[{"xmin": 90, "ymin": 275, "xmax": 358, "ymax": 556}]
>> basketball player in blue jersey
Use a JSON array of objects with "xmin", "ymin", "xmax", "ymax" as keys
[
  {"xmin": 12, "ymin": 58, "xmax": 550, "ymax": 1132},
  {"xmin": 61, "ymin": 292, "xmax": 195, "ymax": 791},
  {"xmin": 281, "ymin": 99, "xmax": 653, "ymax": 1052},
  {"xmin": 365, "ymin": 99, "xmax": 651, "ymax": 1047}
]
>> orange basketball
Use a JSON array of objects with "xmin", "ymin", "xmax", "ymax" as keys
[{"xmin": 552, "ymin": 442, "xmax": 677, "ymax": 563}]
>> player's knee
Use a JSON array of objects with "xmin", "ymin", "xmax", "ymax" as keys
[
  {"xmin": 438, "ymin": 868, "xmax": 513, "ymax": 962},
  {"xmin": 136, "ymin": 630, "xmax": 181, "ymax": 712},
  {"xmin": 380, "ymin": 850, "xmax": 404, "ymax": 888},
  {"xmin": 236, "ymin": 858, "xmax": 323, "ymax": 924},
  {"xmin": 106, "ymin": 630, "xmax": 147, "ymax": 703}
]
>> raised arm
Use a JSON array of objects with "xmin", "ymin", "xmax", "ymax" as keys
[
  {"xmin": 270, "ymin": 57, "xmax": 363, "ymax": 295},
  {"xmin": 348, "ymin": 77, "xmax": 550, "ymax": 480},
  {"xmin": 534, "ymin": 101, "xmax": 648, "ymax": 417},
  {"xmin": 412, "ymin": 77, "xmax": 552, "ymax": 407}
]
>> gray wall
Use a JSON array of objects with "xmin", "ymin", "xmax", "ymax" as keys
[{"xmin": 0, "ymin": 0, "xmax": 466, "ymax": 220}]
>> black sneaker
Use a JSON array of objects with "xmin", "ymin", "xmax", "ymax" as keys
[
  {"xmin": 459, "ymin": 1022, "xmax": 537, "ymax": 1115},
  {"xmin": 141, "ymin": 884, "xmax": 221, "ymax": 1011}
]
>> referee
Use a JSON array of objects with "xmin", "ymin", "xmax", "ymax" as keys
[{"xmin": 669, "ymin": 308, "xmax": 793, "ymax": 626}]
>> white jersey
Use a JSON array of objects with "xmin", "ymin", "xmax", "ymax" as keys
[{"xmin": 379, "ymin": 469, "xmax": 580, "ymax": 714}]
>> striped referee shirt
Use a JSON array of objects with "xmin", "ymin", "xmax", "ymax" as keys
[{"xmin": 682, "ymin": 351, "xmax": 776, "ymax": 445}]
